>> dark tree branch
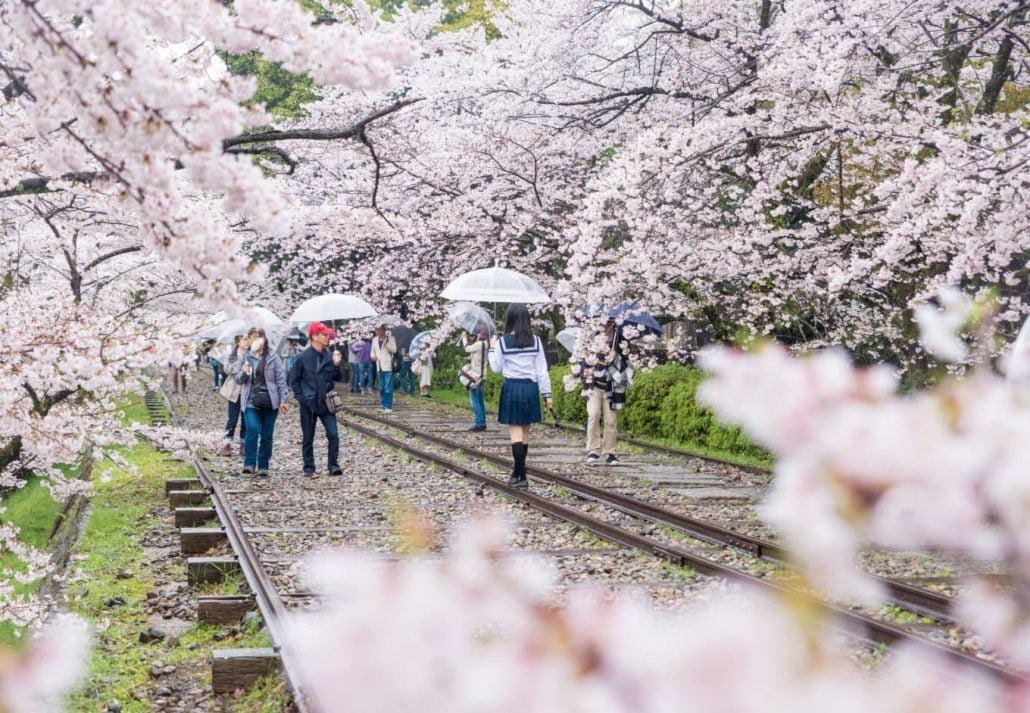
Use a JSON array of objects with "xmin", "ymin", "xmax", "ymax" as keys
[
  {"xmin": 357, "ymin": 129, "xmax": 394, "ymax": 229},
  {"xmin": 223, "ymin": 98, "xmax": 423, "ymax": 148},
  {"xmin": 225, "ymin": 145, "xmax": 298, "ymax": 173}
]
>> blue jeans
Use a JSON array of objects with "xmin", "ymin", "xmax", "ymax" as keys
[
  {"xmin": 224, "ymin": 399, "xmax": 246, "ymax": 441},
  {"xmin": 469, "ymin": 384, "xmax": 486, "ymax": 427},
  {"xmin": 243, "ymin": 407, "xmax": 279, "ymax": 470},
  {"xmin": 349, "ymin": 363, "xmax": 361, "ymax": 392},
  {"xmin": 398, "ymin": 362, "xmax": 415, "ymax": 394},
  {"xmin": 360, "ymin": 363, "xmax": 374, "ymax": 391},
  {"xmin": 210, "ymin": 360, "xmax": 225, "ymax": 388},
  {"xmin": 299, "ymin": 404, "xmax": 339, "ymax": 473},
  {"xmin": 379, "ymin": 372, "xmax": 395, "ymax": 410}
]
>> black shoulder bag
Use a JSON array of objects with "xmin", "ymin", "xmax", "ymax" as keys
[
  {"xmin": 250, "ymin": 355, "xmax": 274, "ymax": 411},
  {"xmin": 311, "ymin": 351, "xmax": 342, "ymax": 413}
]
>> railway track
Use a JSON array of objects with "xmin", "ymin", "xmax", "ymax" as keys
[
  {"xmin": 148, "ymin": 385, "xmax": 1024, "ymax": 708},
  {"xmin": 335, "ymin": 397, "xmax": 1023, "ymax": 685}
]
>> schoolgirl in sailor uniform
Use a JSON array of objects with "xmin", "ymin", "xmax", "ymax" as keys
[{"xmin": 488, "ymin": 303, "xmax": 553, "ymax": 490}]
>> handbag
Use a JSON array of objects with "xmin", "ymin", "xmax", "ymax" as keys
[
  {"xmin": 219, "ymin": 376, "xmax": 241, "ymax": 403},
  {"xmin": 311, "ymin": 351, "xmax": 342, "ymax": 414},
  {"xmin": 458, "ymin": 342, "xmax": 486, "ymax": 390},
  {"xmin": 412, "ymin": 359, "xmax": 423, "ymax": 376},
  {"xmin": 250, "ymin": 355, "xmax": 274, "ymax": 410},
  {"xmin": 251, "ymin": 384, "xmax": 273, "ymax": 411}
]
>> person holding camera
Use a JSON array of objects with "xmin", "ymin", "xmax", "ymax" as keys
[
  {"xmin": 371, "ymin": 323, "xmax": 397, "ymax": 412},
  {"xmin": 234, "ymin": 327, "xmax": 289, "ymax": 477},
  {"xmin": 577, "ymin": 321, "xmax": 632, "ymax": 466},
  {"xmin": 289, "ymin": 322, "xmax": 344, "ymax": 477}
]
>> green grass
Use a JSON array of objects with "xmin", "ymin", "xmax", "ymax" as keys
[
  {"xmin": 0, "ymin": 474, "xmax": 69, "ymax": 646},
  {"xmin": 118, "ymin": 390, "xmax": 152, "ymax": 426}
]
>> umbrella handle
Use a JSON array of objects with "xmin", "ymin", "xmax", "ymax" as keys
[{"xmin": 547, "ymin": 406, "xmax": 560, "ymax": 429}]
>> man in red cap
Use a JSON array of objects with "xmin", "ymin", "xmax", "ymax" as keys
[{"xmin": 287, "ymin": 322, "xmax": 344, "ymax": 477}]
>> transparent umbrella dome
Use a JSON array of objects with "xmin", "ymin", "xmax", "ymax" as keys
[
  {"xmin": 289, "ymin": 294, "xmax": 377, "ymax": 323},
  {"xmin": 440, "ymin": 267, "xmax": 550, "ymax": 304}
]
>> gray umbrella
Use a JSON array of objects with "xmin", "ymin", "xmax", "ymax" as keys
[{"xmin": 391, "ymin": 326, "xmax": 417, "ymax": 352}]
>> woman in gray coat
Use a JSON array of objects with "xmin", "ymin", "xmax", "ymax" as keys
[{"xmin": 234, "ymin": 327, "xmax": 289, "ymax": 476}]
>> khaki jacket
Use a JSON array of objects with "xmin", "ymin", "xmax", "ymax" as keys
[
  {"xmin": 370, "ymin": 334, "xmax": 397, "ymax": 372},
  {"xmin": 465, "ymin": 340, "xmax": 488, "ymax": 378}
]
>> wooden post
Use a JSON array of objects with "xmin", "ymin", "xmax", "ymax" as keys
[
  {"xmin": 198, "ymin": 595, "xmax": 255, "ymax": 624},
  {"xmin": 165, "ymin": 478, "xmax": 202, "ymax": 493},
  {"xmin": 169, "ymin": 490, "xmax": 208, "ymax": 508},
  {"xmin": 211, "ymin": 648, "xmax": 279, "ymax": 694},
  {"xmin": 187, "ymin": 556, "xmax": 240, "ymax": 585},
  {"xmin": 180, "ymin": 527, "xmax": 227, "ymax": 555},
  {"xmin": 175, "ymin": 507, "xmax": 218, "ymax": 528}
]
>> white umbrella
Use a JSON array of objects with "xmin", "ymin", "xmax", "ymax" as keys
[
  {"xmin": 440, "ymin": 267, "xmax": 551, "ymax": 304},
  {"xmin": 289, "ymin": 294, "xmax": 377, "ymax": 323},
  {"xmin": 215, "ymin": 307, "xmax": 287, "ymax": 351},
  {"xmin": 556, "ymin": 327, "xmax": 583, "ymax": 352}
]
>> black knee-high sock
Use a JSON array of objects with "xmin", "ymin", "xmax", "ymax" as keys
[{"xmin": 511, "ymin": 442, "xmax": 527, "ymax": 480}]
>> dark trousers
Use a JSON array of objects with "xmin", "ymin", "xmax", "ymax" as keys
[
  {"xmin": 349, "ymin": 363, "xmax": 361, "ymax": 392},
  {"xmin": 224, "ymin": 399, "xmax": 246, "ymax": 441},
  {"xmin": 398, "ymin": 362, "xmax": 415, "ymax": 394},
  {"xmin": 243, "ymin": 407, "xmax": 278, "ymax": 470},
  {"xmin": 299, "ymin": 403, "xmax": 339, "ymax": 474}
]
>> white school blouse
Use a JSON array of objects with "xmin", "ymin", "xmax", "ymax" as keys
[{"xmin": 488, "ymin": 336, "xmax": 552, "ymax": 397}]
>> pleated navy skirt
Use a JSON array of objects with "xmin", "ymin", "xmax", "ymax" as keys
[{"xmin": 497, "ymin": 378, "xmax": 542, "ymax": 425}]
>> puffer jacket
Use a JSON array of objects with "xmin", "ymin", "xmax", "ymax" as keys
[{"xmin": 234, "ymin": 349, "xmax": 289, "ymax": 410}]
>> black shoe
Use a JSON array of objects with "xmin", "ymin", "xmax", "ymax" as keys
[
  {"xmin": 604, "ymin": 454, "xmax": 620, "ymax": 466},
  {"xmin": 467, "ymin": 424, "xmax": 486, "ymax": 432},
  {"xmin": 242, "ymin": 466, "xmax": 255, "ymax": 475},
  {"xmin": 585, "ymin": 453, "xmax": 601, "ymax": 466},
  {"xmin": 328, "ymin": 468, "xmax": 343, "ymax": 476},
  {"xmin": 507, "ymin": 473, "xmax": 529, "ymax": 490},
  {"xmin": 302, "ymin": 470, "xmax": 316, "ymax": 478}
]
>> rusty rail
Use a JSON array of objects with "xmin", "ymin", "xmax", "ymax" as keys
[{"xmin": 340, "ymin": 406, "xmax": 1023, "ymax": 686}]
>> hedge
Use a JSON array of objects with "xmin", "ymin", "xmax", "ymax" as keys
[{"xmin": 550, "ymin": 362, "xmax": 766, "ymax": 462}]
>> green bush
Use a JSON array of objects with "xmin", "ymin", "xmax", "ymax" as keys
[
  {"xmin": 554, "ymin": 361, "xmax": 767, "ymax": 462},
  {"xmin": 619, "ymin": 363, "xmax": 697, "ymax": 436},
  {"xmin": 549, "ymin": 364, "xmax": 587, "ymax": 423}
]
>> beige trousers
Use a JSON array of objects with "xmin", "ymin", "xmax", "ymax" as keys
[{"xmin": 586, "ymin": 389, "xmax": 617, "ymax": 456}]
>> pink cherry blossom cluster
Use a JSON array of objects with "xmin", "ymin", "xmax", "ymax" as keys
[{"xmin": 285, "ymin": 516, "xmax": 1017, "ymax": 712}]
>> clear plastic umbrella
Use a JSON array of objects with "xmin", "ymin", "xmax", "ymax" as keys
[
  {"xmin": 446, "ymin": 302, "xmax": 497, "ymax": 337},
  {"xmin": 289, "ymin": 293, "xmax": 377, "ymax": 323},
  {"xmin": 215, "ymin": 318, "xmax": 287, "ymax": 352},
  {"xmin": 440, "ymin": 267, "xmax": 550, "ymax": 304},
  {"xmin": 555, "ymin": 327, "xmax": 583, "ymax": 352},
  {"xmin": 408, "ymin": 331, "xmax": 436, "ymax": 360}
]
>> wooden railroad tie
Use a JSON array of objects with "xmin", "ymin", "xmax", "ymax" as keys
[
  {"xmin": 211, "ymin": 648, "xmax": 279, "ymax": 694},
  {"xmin": 164, "ymin": 478, "xmax": 202, "ymax": 494},
  {"xmin": 198, "ymin": 595, "xmax": 256, "ymax": 624},
  {"xmin": 175, "ymin": 506, "xmax": 218, "ymax": 528},
  {"xmin": 180, "ymin": 527, "xmax": 228, "ymax": 555},
  {"xmin": 168, "ymin": 489, "xmax": 208, "ymax": 509},
  {"xmin": 187, "ymin": 556, "xmax": 240, "ymax": 585}
]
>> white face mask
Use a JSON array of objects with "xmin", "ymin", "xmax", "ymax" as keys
[{"xmin": 251, "ymin": 337, "xmax": 265, "ymax": 352}]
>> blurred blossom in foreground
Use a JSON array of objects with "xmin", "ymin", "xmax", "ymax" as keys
[
  {"xmin": 698, "ymin": 331, "xmax": 1030, "ymax": 668},
  {"xmin": 284, "ymin": 517, "xmax": 1007, "ymax": 712},
  {"xmin": 0, "ymin": 614, "xmax": 90, "ymax": 712}
]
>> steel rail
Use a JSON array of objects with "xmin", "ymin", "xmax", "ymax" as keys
[
  {"xmin": 148, "ymin": 391, "xmax": 312, "ymax": 713},
  {"xmin": 343, "ymin": 406, "xmax": 954, "ymax": 622},
  {"xmin": 338, "ymin": 408, "xmax": 1023, "ymax": 686}
]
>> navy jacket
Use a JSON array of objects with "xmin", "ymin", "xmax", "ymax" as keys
[{"xmin": 288, "ymin": 346, "xmax": 343, "ymax": 413}]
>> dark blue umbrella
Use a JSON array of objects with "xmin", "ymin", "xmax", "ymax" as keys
[
  {"xmin": 610, "ymin": 303, "xmax": 662, "ymax": 337},
  {"xmin": 574, "ymin": 302, "xmax": 662, "ymax": 337}
]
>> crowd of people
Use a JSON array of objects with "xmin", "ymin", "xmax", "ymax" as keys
[{"xmin": 181, "ymin": 305, "xmax": 634, "ymax": 491}]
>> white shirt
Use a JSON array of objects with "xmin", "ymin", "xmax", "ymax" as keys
[{"xmin": 488, "ymin": 336, "xmax": 552, "ymax": 397}]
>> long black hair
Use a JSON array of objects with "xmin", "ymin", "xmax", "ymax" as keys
[{"xmin": 503, "ymin": 303, "xmax": 534, "ymax": 348}]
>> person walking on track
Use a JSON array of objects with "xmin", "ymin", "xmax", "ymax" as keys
[
  {"xmin": 371, "ymin": 323, "xmax": 397, "ymax": 412},
  {"xmin": 488, "ymin": 303, "xmax": 552, "ymax": 490},
  {"xmin": 234, "ymin": 328, "xmax": 289, "ymax": 477},
  {"xmin": 288, "ymin": 322, "xmax": 344, "ymax": 477}
]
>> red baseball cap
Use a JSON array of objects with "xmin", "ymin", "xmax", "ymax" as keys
[{"xmin": 307, "ymin": 322, "xmax": 337, "ymax": 339}]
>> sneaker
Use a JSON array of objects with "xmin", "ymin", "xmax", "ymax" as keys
[
  {"xmin": 467, "ymin": 425, "xmax": 486, "ymax": 432},
  {"xmin": 585, "ymin": 453, "xmax": 601, "ymax": 466},
  {"xmin": 420, "ymin": 393, "xmax": 430, "ymax": 398},
  {"xmin": 302, "ymin": 470, "xmax": 316, "ymax": 478},
  {"xmin": 328, "ymin": 468, "xmax": 343, "ymax": 477},
  {"xmin": 604, "ymin": 454, "xmax": 620, "ymax": 466},
  {"xmin": 382, "ymin": 408, "xmax": 394, "ymax": 413},
  {"xmin": 256, "ymin": 469, "xmax": 270, "ymax": 477},
  {"xmin": 242, "ymin": 466, "xmax": 255, "ymax": 475}
]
